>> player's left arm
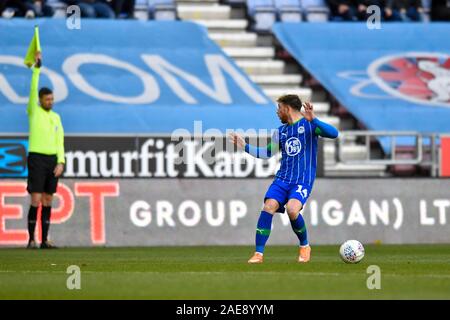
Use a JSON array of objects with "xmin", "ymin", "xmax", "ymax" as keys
[
  {"xmin": 312, "ymin": 119, "xmax": 339, "ymax": 139},
  {"xmin": 301, "ymin": 102, "xmax": 339, "ymax": 139}
]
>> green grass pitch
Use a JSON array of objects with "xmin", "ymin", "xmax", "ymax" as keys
[{"xmin": 0, "ymin": 245, "xmax": 449, "ymax": 299}]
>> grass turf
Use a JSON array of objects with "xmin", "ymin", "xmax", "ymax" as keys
[{"xmin": 0, "ymin": 245, "xmax": 449, "ymax": 299}]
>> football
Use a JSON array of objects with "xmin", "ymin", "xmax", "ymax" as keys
[{"xmin": 339, "ymin": 240, "xmax": 365, "ymax": 264}]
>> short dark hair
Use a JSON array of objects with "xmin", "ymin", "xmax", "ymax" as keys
[
  {"xmin": 39, "ymin": 87, "xmax": 53, "ymax": 99},
  {"xmin": 277, "ymin": 94, "xmax": 302, "ymax": 111}
]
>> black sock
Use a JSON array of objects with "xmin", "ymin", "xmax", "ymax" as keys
[
  {"xmin": 27, "ymin": 206, "xmax": 38, "ymax": 242},
  {"xmin": 41, "ymin": 206, "xmax": 52, "ymax": 243}
]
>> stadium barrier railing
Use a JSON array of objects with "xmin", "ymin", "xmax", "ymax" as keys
[{"xmin": 336, "ymin": 131, "xmax": 441, "ymax": 177}]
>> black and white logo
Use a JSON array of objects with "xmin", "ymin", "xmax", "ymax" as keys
[{"xmin": 285, "ymin": 137, "xmax": 302, "ymax": 156}]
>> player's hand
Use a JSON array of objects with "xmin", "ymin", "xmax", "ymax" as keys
[
  {"xmin": 301, "ymin": 102, "xmax": 316, "ymax": 122},
  {"xmin": 54, "ymin": 163, "xmax": 64, "ymax": 178},
  {"xmin": 228, "ymin": 132, "xmax": 246, "ymax": 149}
]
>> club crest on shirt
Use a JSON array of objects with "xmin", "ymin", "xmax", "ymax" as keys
[
  {"xmin": 285, "ymin": 137, "xmax": 302, "ymax": 156},
  {"xmin": 298, "ymin": 126, "xmax": 305, "ymax": 134}
]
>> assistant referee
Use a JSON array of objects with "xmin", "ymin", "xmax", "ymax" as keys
[{"xmin": 26, "ymin": 52, "xmax": 65, "ymax": 249}]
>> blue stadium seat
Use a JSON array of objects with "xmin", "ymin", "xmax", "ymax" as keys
[
  {"xmin": 300, "ymin": 0, "xmax": 329, "ymax": 22},
  {"xmin": 135, "ymin": 0, "xmax": 148, "ymax": 9},
  {"xmin": 223, "ymin": 0, "xmax": 247, "ymax": 7},
  {"xmin": 148, "ymin": 0, "xmax": 177, "ymax": 20},
  {"xmin": 247, "ymin": 0, "xmax": 277, "ymax": 33},
  {"xmin": 133, "ymin": 0, "xmax": 149, "ymax": 19},
  {"xmin": 421, "ymin": 0, "xmax": 431, "ymax": 21},
  {"xmin": 46, "ymin": 0, "xmax": 67, "ymax": 17},
  {"xmin": 274, "ymin": 0, "xmax": 302, "ymax": 22}
]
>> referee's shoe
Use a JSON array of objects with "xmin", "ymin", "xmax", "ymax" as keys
[
  {"xmin": 40, "ymin": 241, "xmax": 58, "ymax": 249},
  {"xmin": 26, "ymin": 240, "xmax": 37, "ymax": 249}
]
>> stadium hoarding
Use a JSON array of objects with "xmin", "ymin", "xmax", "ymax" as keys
[
  {"xmin": 0, "ymin": 179, "xmax": 449, "ymax": 247},
  {"xmin": 0, "ymin": 139, "xmax": 28, "ymax": 177},
  {"xmin": 440, "ymin": 135, "xmax": 450, "ymax": 177},
  {"xmin": 0, "ymin": 134, "xmax": 325, "ymax": 179}
]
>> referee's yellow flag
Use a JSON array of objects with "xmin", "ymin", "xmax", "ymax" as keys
[{"xmin": 24, "ymin": 26, "xmax": 41, "ymax": 68}]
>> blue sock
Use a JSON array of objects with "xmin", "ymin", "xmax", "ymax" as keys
[
  {"xmin": 255, "ymin": 211, "xmax": 273, "ymax": 254},
  {"xmin": 290, "ymin": 213, "xmax": 309, "ymax": 246}
]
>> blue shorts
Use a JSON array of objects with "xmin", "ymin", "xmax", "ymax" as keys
[{"xmin": 264, "ymin": 179, "xmax": 313, "ymax": 213}]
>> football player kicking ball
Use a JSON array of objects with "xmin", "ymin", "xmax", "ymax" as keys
[{"xmin": 229, "ymin": 95, "xmax": 338, "ymax": 263}]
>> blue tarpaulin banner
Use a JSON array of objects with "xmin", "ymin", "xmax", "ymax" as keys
[
  {"xmin": 0, "ymin": 19, "xmax": 276, "ymax": 133},
  {"xmin": 273, "ymin": 23, "xmax": 450, "ymax": 149}
]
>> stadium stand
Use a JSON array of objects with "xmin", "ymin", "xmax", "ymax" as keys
[
  {"xmin": 148, "ymin": 0, "xmax": 177, "ymax": 20},
  {"xmin": 0, "ymin": 0, "xmax": 447, "ymax": 178},
  {"xmin": 246, "ymin": 0, "xmax": 277, "ymax": 31},
  {"xmin": 44, "ymin": 0, "xmax": 177, "ymax": 20},
  {"xmin": 46, "ymin": 0, "xmax": 66, "ymax": 17},
  {"xmin": 300, "ymin": 0, "xmax": 330, "ymax": 21},
  {"xmin": 273, "ymin": 0, "xmax": 330, "ymax": 22},
  {"xmin": 0, "ymin": 0, "xmax": 437, "ymax": 21},
  {"xmin": 274, "ymin": 0, "xmax": 303, "ymax": 22}
]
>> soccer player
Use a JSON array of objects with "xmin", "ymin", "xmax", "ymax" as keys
[
  {"xmin": 26, "ymin": 52, "xmax": 65, "ymax": 249},
  {"xmin": 229, "ymin": 95, "xmax": 338, "ymax": 263}
]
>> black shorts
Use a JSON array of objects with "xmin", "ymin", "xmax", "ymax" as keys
[{"xmin": 27, "ymin": 153, "xmax": 59, "ymax": 194}]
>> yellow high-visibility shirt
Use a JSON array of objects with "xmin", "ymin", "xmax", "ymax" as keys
[{"xmin": 27, "ymin": 67, "xmax": 65, "ymax": 164}]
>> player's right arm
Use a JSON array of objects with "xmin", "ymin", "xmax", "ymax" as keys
[
  {"xmin": 229, "ymin": 130, "xmax": 279, "ymax": 159},
  {"xmin": 27, "ymin": 53, "xmax": 42, "ymax": 115}
]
